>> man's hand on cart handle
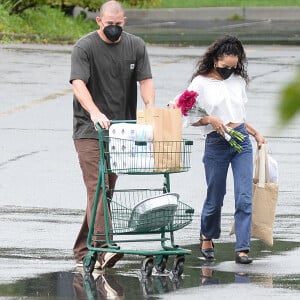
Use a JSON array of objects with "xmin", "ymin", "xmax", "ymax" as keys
[{"xmin": 91, "ymin": 110, "xmax": 110, "ymax": 130}]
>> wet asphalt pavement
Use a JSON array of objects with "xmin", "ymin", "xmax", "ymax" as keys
[{"xmin": 0, "ymin": 42, "xmax": 300, "ymax": 299}]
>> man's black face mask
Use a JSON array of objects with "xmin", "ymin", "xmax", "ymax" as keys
[{"xmin": 103, "ymin": 24, "xmax": 123, "ymax": 42}]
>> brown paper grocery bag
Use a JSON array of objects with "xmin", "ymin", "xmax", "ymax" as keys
[
  {"xmin": 230, "ymin": 144, "xmax": 278, "ymax": 246},
  {"xmin": 251, "ymin": 145, "xmax": 278, "ymax": 246},
  {"xmin": 137, "ymin": 108, "xmax": 182, "ymax": 172}
]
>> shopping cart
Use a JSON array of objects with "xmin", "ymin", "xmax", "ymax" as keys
[{"xmin": 83, "ymin": 120, "xmax": 194, "ymax": 277}]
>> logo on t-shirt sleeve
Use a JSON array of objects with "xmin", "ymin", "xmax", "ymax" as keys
[{"xmin": 130, "ymin": 64, "xmax": 135, "ymax": 70}]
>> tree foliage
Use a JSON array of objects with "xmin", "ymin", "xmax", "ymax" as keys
[
  {"xmin": 123, "ymin": 0, "xmax": 161, "ymax": 7},
  {"xmin": 1, "ymin": 0, "xmax": 43, "ymax": 14},
  {"xmin": 0, "ymin": 0, "xmax": 161, "ymax": 15},
  {"xmin": 278, "ymin": 69, "xmax": 300, "ymax": 124}
]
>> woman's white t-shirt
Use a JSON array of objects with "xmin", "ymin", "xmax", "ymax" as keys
[{"xmin": 187, "ymin": 74, "xmax": 248, "ymax": 135}]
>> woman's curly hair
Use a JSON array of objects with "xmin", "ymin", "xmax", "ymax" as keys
[{"xmin": 191, "ymin": 35, "xmax": 249, "ymax": 83}]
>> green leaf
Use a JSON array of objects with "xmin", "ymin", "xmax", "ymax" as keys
[{"xmin": 278, "ymin": 70, "xmax": 300, "ymax": 124}]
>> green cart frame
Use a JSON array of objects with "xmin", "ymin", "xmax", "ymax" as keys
[{"xmin": 83, "ymin": 121, "xmax": 194, "ymax": 277}]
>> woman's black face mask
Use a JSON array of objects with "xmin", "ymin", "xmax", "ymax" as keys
[
  {"xmin": 103, "ymin": 24, "xmax": 123, "ymax": 42},
  {"xmin": 216, "ymin": 67, "xmax": 235, "ymax": 80}
]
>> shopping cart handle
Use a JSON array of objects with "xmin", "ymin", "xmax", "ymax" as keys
[
  {"xmin": 94, "ymin": 123, "xmax": 102, "ymax": 131},
  {"xmin": 94, "ymin": 120, "xmax": 136, "ymax": 131},
  {"xmin": 110, "ymin": 120, "xmax": 136, "ymax": 124}
]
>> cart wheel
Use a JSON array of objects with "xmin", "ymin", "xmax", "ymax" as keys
[
  {"xmin": 155, "ymin": 255, "xmax": 168, "ymax": 273},
  {"xmin": 172, "ymin": 255, "xmax": 185, "ymax": 277},
  {"xmin": 141, "ymin": 256, "xmax": 154, "ymax": 277},
  {"xmin": 83, "ymin": 252, "xmax": 97, "ymax": 274}
]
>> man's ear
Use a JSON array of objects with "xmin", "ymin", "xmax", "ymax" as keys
[{"xmin": 96, "ymin": 16, "xmax": 101, "ymax": 27}]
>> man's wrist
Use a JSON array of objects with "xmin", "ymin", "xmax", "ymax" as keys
[{"xmin": 145, "ymin": 101, "xmax": 154, "ymax": 108}]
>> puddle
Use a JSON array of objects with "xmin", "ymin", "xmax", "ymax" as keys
[{"xmin": 0, "ymin": 241, "xmax": 299, "ymax": 299}]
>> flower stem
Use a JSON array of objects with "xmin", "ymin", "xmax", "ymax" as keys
[
  {"xmin": 224, "ymin": 132, "xmax": 243, "ymax": 153},
  {"xmin": 225, "ymin": 126, "xmax": 245, "ymax": 142}
]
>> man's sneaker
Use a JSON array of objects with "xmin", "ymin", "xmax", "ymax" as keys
[
  {"xmin": 99, "ymin": 252, "xmax": 124, "ymax": 269},
  {"xmin": 76, "ymin": 260, "xmax": 102, "ymax": 269}
]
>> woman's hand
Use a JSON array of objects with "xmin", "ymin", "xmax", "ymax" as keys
[
  {"xmin": 208, "ymin": 115, "xmax": 225, "ymax": 134},
  {"xmin": 254, "ymin": 131, "xmax": 266, "ymax": 149}
]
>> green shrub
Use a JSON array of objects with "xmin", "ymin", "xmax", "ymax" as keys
[
  {"xmin": 0, "ymin": 0, "xmax": 161, "ymax": 15},
  {"xmin": 0, "ymin": 4, "xmax": 96, "ymax": 43}
]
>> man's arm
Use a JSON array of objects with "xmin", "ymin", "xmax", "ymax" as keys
[
  {"xmin": 139, "ymin": 78, "xmax": 155, "ymax": 109},
  {"xmin": 72, "ymin": 79, "xmax": 110, "ymax": 129}
]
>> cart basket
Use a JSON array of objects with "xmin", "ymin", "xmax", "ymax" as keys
[
  {"xmin": 99, "ymin": 126, "xmax": 193, "ymax": 174},
  {"xmin": 108, "ymin": 189, "xmax": 194, "ymax": 235}
]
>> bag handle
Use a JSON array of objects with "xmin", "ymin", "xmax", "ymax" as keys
[{"xmin": 254, "ymin": 144, "xmax": 271, "ymax": 187}]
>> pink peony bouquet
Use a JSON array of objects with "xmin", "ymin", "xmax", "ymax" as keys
[
  {"xmin": 170, "ymin": 90, "xmax": 208, "ymax": 127},
  {"xmin": 176, "ymin": 90, "xmax": 198, "ymax": 116}
]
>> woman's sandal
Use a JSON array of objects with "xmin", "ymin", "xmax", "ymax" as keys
[{"xmin": 200, "ymin": 235, "xmax": 215, "ymax": 260}]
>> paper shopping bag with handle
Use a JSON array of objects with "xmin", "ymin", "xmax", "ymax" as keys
[
  {"xmin": 136, "ymin": 108, "xmax": 182, "ymax": 172},
  {"xmin": 230, "ymin": 144, "xmax": 278, "ymax": 246},
  {"xmin": 251, "ymin": 144, "xmax": 278, "ymax": 246}
]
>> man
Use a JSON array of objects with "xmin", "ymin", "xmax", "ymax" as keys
[{"xmin": 70, "ymin": 0, "xmax": 155, "ymax": 269}]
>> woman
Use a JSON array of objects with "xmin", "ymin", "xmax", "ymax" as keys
[{"xmin": 184, "ymin": 35, "xmax": 265, "ymax": 264}]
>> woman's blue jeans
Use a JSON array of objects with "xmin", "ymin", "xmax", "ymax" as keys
[{"xmin": 201, "ymin": 124, "xmax": 253, "ymax": 252}]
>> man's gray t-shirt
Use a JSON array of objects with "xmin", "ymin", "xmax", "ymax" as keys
[{"xmin": 70, "ymin": 30, "xmax": 152, "ymax": 139}]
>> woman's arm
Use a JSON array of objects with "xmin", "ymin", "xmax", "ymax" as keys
[
  {"xmin": 192, "ymin": 115, "xmax": 224, "ymax": 132},
  {"xmin": 245, "ymin": 122, "xmax": 266, "ymax": 148}
]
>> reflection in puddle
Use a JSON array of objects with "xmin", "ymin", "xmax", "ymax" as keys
[
  {"xmin": 200, "ymin": 265, "xmax": 268, "ymax": 287},
  {"xmin": 0, "ymin": 241, "xmax": 299, "ymax": 299},
  {"xmin": 74, "ymin": 272, "xmax": 125, "ymax": 300},
  {"xmin": 78, "ymin": 271, "xmax": 183, "ymax": 299}
]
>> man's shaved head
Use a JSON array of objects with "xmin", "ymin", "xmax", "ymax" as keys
[{"xmin": 99, "ymin": 0, "xmax": 124, "ymax": 17}]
